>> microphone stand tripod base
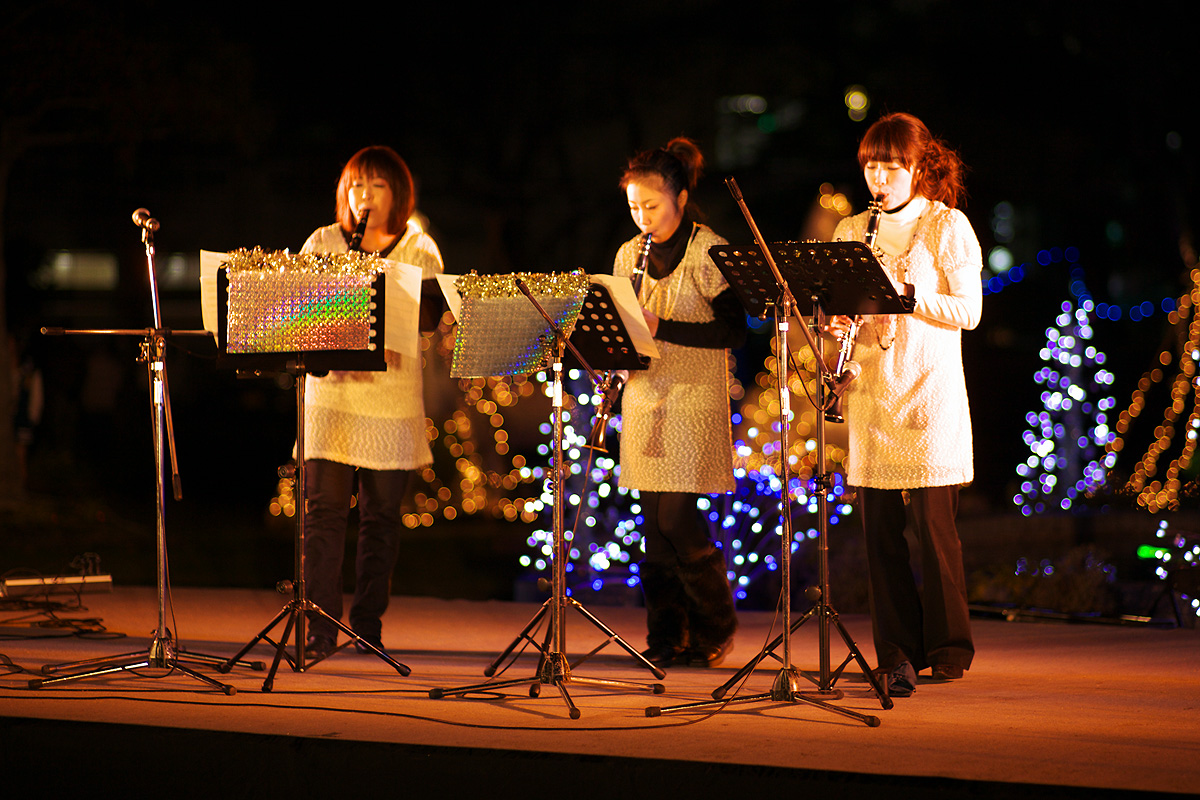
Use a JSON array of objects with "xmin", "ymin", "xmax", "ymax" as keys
[
  {"xmin": 30, "ymin": 630, "xmax": 239, "ymax": 695},
  {"xmin": 771, "ymin": 666, "xmax": 803, "ymax": 700}
]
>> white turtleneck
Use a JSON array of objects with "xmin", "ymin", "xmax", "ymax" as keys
[{"xmin": 875, "ymin": 194, "xmax": 929, "ymax": 258}]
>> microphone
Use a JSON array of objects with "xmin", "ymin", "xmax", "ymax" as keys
[{"xmin": 131, "ymin": 208, "xmax": 160, "ymax": 231}]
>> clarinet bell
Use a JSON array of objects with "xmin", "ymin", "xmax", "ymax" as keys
[
  {"xmin": 584, "ymin": 413, "xmax": 610, "ymax": 453},
  {"xmin": 823, "ymin": 395, "xmax": 846, "ymax": 424},
  {"xmin": 583, "ymin": 372, "xmax": 626, "ymax": 452}
]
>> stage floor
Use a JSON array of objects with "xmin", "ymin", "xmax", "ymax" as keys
[{"xmin": 1, "ymin": 586, "xmax": 1197, "ymax": 797}]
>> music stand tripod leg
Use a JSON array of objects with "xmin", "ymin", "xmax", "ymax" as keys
[
  {"xmin": 566, "ymin": 598, "xmax": 666, "ymax": 679},
  {"xmin": 218, "ymin": 601, "xmax": 294, "ymax": 673},
  {"xmin": 481, "ymin": 598, "xmax": 551, "ymax": 678}
]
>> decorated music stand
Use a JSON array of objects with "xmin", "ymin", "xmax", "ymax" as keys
[
  {"xmin": 428, "ymin": 272, "xmax": 664, "ymax": 719},
  {"xmin": 211, "ymin": 249, "xmax": 412, "ymax": 690},
  {"xmin": 648, "ymin": 178, "xmax": 909, "ymax": 724}
]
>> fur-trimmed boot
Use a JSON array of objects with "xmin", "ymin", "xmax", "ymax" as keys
[
  {"xmin": 639, "ymin": 561, "xmax": 689, "ymax": 668},
  {"xmin": 679, "ymin": 547, "xmax": 738, "ymax": 667}
]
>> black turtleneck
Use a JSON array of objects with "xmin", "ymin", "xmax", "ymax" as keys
[{"xmin": 646, "ymin": 220, "xmax": 746, "ymax": 351}]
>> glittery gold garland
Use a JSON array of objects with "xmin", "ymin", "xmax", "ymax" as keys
[
  {"xmin": 450, "ymin": 271, "xmax": 590, "ymax": 378},
  {"xmin": 223, "ymin": 246, "xmax": 385, "ymax": 276},
  {"xmin": 454, "ymin": 271, "xmax": 591, "ymax": 300}
]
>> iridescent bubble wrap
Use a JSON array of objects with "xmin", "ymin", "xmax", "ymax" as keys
[
  {"xmin": 223, "ymin": 248, "xmax": 382, "ymax": 354},
  {"xmin": 451, "ymin": 271, "xmax": 589, "ymax": 378}
]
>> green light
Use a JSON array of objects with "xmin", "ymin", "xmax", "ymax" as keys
[{"xmin": 1137, "ymin": 545, "xmax": 1168, "ymax": 559}]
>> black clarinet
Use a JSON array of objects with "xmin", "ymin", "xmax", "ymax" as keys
[
  {"xmin": 824, "ymin": 197, "xmax": 882, "ymax": 423},
  {"xmin": 630, "ymin": 231, "xmax": 652, "ymax": 297},
  {"xmin": 348, "ymin": 209, "xmax": 370, "ymax": 251}
]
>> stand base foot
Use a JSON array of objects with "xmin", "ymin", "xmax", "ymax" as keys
[
  {"xmin": 649, "ymin": 667, "xmax": 879, "ymax": 726},
  {"xmin": 29, "ymin": 653, "xmax": 236, "ymax": 695}
]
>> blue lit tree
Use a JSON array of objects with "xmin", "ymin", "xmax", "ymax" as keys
[
  {"xmin": 1014, "ymin": 299, "xmax": 1118, "ymax": 514},
  {"xmin": 520, "ymin": 335, "xmax": 858, "ymax": 606}
]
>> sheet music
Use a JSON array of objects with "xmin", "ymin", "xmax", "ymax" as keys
[
  {"xmin": 200, "ymin": 249, "xmax": 223, "ymax": 337},
  {"xmin": 436, "ymin": 273, "xmax": 464, "ymax": 322},
  {"xmin": 590, "ymin": 274, "xmax": 660, "ymax": 360}
]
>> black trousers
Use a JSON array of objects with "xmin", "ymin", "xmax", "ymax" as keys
[
  {"xmin": 640, "ymin": 491, "xmax": 712, "ymax": 565},
  {"xmin": 859, "ymin": 485, "xmax": 974, "ymax": 672},
  {"xmin": 638, "ymin": 491, "xmax": 737, "ymax": 648},
  {"xmin": 303, "ymin": 459, "xmax": 409, "ymax": 641}
]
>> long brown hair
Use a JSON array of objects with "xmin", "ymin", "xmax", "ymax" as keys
[
  {"xmin": 335, "ymin": 146, "xmax": 415, "ymax": 234},
  {"xmin": 857, "ymin": 113, "xmax": 967, "ymax": 209}
]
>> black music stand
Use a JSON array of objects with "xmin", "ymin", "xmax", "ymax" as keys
[
  {"xmin": 31, "ymin": 211, "xmax": 249, "ymax": 694},
  {"xmin": 647, "ymin": 180, "xmax": 908, "ymax": 724},
  {"xmin": 571, "ymin": 277, "xmax": 654, "ymax": 453},
  {"xmin": 211, "ymin": 257, "xmax": 412, "ymax": 690},
  {"xmin": 429, "ymin": 274, "xmax": 664, "ymax": 719},
  {"xmin": 568, "ymin": 279, "xmax": 653, "ymax": 372}
]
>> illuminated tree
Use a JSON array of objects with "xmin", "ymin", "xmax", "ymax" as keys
[
  {"xmin": 1013, "ymin": 299, "xmax": 1117, "ymax": 514},
  {"xmin": 522, "ymin": 331, "xmax": 857, "ymax": 605}
]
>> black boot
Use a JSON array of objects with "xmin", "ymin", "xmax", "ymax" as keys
[
  {"xmin": 679, "ymin": 547, "xmax": 738, "ymax": 667},
  {"xmin": 639, "ymin": 561, "xmax": 689, "ymax": 668}
]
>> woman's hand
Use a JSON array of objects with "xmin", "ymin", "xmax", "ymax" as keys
[
  {"xmin": 824, "ymin": 315, "xmax": 855, "ymax": 338},
  {"xmin": 642, "ymin": 308, "xmax": 660, "ymax": 337}
]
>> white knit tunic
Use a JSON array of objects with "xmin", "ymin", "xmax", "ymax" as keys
[
  {"xmin": 299, "ymin": 222, "xmax": 443, "ymax": 470},
  {"xmin": 833, "ymin": 198, "xmax": 982, "ymax": 489}
]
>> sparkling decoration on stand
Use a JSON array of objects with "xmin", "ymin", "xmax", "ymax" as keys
[
  {"xmin": 223, "ymin": 248, "xmax": 384, "ymax": 354},
  {"xmin": 451, "ymin": 271, "xmax": 590, "ymax": 378}
]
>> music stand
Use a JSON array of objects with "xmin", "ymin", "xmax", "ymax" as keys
[
  {"xmin": 31, "ymin": 211, "xmax": 247, "ymax": 694},
  {"xmin": 211, "ymin": 250, "xmax": 412, "ymax": 690},
  {"xmin": 428, "ymin": 273, "xmax": 664, "ymax": 719},
  {"xmin": 568, "ymin": 277, "xmax": 656, "ymax": 372},
  {"xmin": 647, "ymin": 179, "xmax": 907, "ymax": 724}
]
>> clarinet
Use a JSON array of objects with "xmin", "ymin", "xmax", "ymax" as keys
[
  {"xmin": 348, "ymin": 209, "xmax": 370, "ymax": 251},
  {"xmin": 584, "ymin": 232, "xmax": 653, "ymax": 451},
  {"xmin": 824, "ymin": 197, "xmax": 882, "ymax": 423},
  {"xmin": 630, "ymin": 231, "xmax": 652, "ymax": 297}
]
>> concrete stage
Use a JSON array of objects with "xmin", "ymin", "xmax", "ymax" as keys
[{"xmin": 1, "ymin": 586, "xmax": 1196, "ymax": 798}]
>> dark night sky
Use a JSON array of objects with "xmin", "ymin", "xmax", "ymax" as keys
[{"xmin": 3, "ymin": 0, "xmax": 1195, "ymax": 529}]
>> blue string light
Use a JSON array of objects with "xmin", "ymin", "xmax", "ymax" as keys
[{"xmin": 982, "ymin": 247, "xmax": 1179, "ymax": 323}]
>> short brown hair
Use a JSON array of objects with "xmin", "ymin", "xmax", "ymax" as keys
[{"xmin": 335, "ymin": 146, "xmax": 416, "ymax": 235}]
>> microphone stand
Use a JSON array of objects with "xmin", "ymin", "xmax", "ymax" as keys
[
  {"xmin": 646, "ymin": 180, "xmax": 889, "ymax": 724},
  {"xmin": 31, "ymin": 210, "xmax": 259, "ymax": 693}
]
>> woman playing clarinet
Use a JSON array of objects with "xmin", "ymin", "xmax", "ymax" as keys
[
  {"xmin": 614, "ymin": 137, "xmax": 744, "ymax": 668},
  {"xmin": 300, "ymin": 146, "xmax": 444, "ymax": 660},
  {"xmin": 829, "ymin": 112, "xmax": 983, "ymax": 697}
]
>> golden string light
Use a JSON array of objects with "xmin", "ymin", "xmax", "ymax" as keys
[
  {"xmin": 268, "ymin": 309, "xmax": 546, "ymax": 526},
  {"xmin": 1106, "ymin": 270, "xmax": 1200, "ymax": 512}
]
